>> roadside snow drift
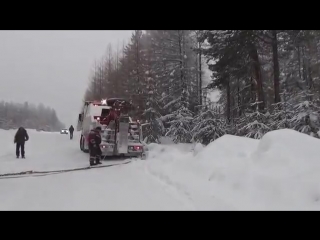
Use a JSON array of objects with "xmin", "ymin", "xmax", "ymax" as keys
[{"xmin": 141, "ymin": 129, "xmax": 320, "ymax": 210}]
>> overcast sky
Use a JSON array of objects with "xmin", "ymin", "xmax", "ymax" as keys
[{"xmin": 0, "ymin": 30, "xmax": 133, "ymax": 126}]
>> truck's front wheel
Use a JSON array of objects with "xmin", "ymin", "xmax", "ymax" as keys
[{"xmin": 82, "ymin": 136, "xmax": 89, "ymax": 153}]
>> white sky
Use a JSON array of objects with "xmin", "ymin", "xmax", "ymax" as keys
[{"xmin": 0, "ymin": 30, "xmax": 133, "ymax": 126}]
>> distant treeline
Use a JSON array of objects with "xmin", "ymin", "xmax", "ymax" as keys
[{"xmin": 0, "ymin": 101, "xmax": 64, "ymax": 131}]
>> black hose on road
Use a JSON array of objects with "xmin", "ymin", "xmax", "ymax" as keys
[{"xmin": 0, "ymin": 160, "xmax": 132, "ymax": 180}]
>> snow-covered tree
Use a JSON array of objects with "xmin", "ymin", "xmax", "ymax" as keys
[
  {"xmin": 191, "ymin": 107, "xmax": 226, "ymax": 145},
  {"xmin": 238, "ymin": 103, "xmax": 271, "ymax": 139},
  {"xmin": 289, "ymin": 91, "xmax": 320, "ymax": 137},
  {"xmin": 142, "ymin": 32, "xmax": 164, "ymax": 143},
  {"xmin": 164, "ymin": 107, "xmax": 194, "ymax": 143}
]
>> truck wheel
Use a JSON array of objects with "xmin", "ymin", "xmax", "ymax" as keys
[
  {"xmin": 83, "ymin": 139, "xmax": 89, "ymax": 153},
  {"xmin": 80, "ymin": 135, "xmax": 83, "ymax": 151}
]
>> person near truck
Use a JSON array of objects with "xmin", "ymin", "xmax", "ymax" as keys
[{"xmin": 88, "ymin": 126, "xmax": 102, "ymax": 166}]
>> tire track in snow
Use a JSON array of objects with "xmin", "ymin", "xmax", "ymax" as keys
[
  {"xmin": 144, "ymin": 164, "xmax": 196, "ymax": 211},
  {"xmin": 141, "ymin": 161, "xmax": 238, "ymax": 210},
  {"xmin": 0, "ymin": 153, "xmax": 13, "ymax": 160}
]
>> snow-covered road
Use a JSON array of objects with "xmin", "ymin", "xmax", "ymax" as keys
[
  {"xmin": 0, "ymin": 130, "xmax": 192, "ymax": 210},
  {"xmin": 2, "ymin": 128, "xmax": 320, "ymax": 210}
]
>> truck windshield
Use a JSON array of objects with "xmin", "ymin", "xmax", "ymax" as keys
[{"xmin": 101, "ymin": 108, "xmax": 110, "ymax": 117}]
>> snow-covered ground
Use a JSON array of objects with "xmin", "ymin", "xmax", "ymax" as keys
[
  {"xmin": 0, "ymin": 130, "xmax": 188, "ymax": 210},
  {"xmin": 1, "ymin": 128, "xmax": 320, "ymax": 210}
]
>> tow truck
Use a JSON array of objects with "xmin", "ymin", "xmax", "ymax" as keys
[{"xmin": 77, "ymin": 98, "xmax": 147, "ymax": 159}]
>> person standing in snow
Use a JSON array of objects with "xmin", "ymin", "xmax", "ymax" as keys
[
  {"xmin": 69, "ymin": 125, "xmax": 74, "ymax": 139},
  {"xmin": 88, "ymin": 126, "xmax": 102, "ymax": 166},
  {"xmin": 14, "ymin": 127, "xmax": 29, "ymax": 158}
]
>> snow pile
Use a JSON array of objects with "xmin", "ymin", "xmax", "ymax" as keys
[
  {"xmin": 143, "ymin": 129, "xmax": 320, "ymax": 210},
  {"xmin": 248, "ymin": 129, "xmax": 320, "ymax": 209}
]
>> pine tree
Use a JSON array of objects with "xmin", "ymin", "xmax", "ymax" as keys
[
  {"xmin": 165, "ymin": 107, "xmax": 194, "ymax": 143},
  {"xmin": 191, "ymin": 107, "xmax": 226, "ymax": 145},
  {"xmin": 289, "ymin": 91, "xmax": 320, "ymax": 137},
  {"xmin": 142, "ymin": 31, "xmax": 164, "ymax": 143},
  {"xmin": 237, "ymin": 105, "xmax": 271, "ymax": 139}
]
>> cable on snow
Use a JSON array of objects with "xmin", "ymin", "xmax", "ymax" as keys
[{"xmin": 0, "ymin": 160, "xmax": 132, "ymax": 180}]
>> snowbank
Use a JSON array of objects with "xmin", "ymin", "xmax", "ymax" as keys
[
  {"xmin": 247, "ymin": 129, "xmax": 320, "ymax": 210},
  {"xmin": 141, "ymin": 129, "xmax": 320, "ymax": 210}
]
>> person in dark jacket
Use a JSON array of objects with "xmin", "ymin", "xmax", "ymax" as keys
[
  {"xmin": 69, "ymin": 125, "xmax": 74, "ymax": 139},
  {"xmin": 14, "ymin": 127, "xmax": 29, "ymax": 158},
  {"xmin": 88, "ymin": 126, "xmax": 102, "ymax": 166}
]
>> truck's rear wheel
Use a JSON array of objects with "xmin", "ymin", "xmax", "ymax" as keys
[{"xmin": 80, "ymin": 135, "xmax": 84, "ymax": 151}]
